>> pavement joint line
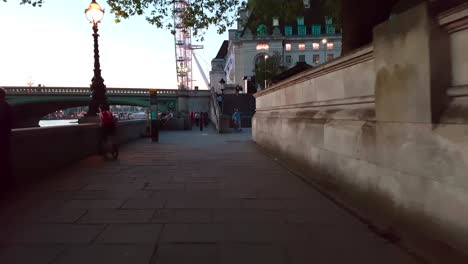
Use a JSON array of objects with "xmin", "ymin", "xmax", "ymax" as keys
[
  {"xmin": 148, "ymin": 222, "xmax": 166, "ymax": 264},
  {"xmin": 89, "ymin": 224, "xmax": 109, "ymax": 244},
  {"xmin": 73, "ymin": 209, "xmax": 89, "ymax": 224}
]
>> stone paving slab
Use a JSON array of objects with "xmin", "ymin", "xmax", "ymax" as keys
[
  {"xmin": 0, "ymin": 245, "xmax": 66, "ymax": 264},
  {"xmin": 0, "ymin": 128, "xmax": 422, "ymax": 264},
  {"xmin": 95, "ymin": 224, "xmax": 163, "ymax": 244}
]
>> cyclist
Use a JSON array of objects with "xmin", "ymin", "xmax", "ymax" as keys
[{"xmin": 98, "ymin": 104, "xmax": 118, "ymax": 157}]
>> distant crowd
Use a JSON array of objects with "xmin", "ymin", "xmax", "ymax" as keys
[{"xmin": 190, "ymin": 111, "xmax": 209, "ymax": 131}]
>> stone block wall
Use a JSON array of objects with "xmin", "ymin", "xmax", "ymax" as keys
[
  {"xmin": 11, "ymin": 120, "xmax": 146, "ymax": 185},
  {"xmin": 253, "ymin": 2, "xmax": 468, "ymax": 255}
]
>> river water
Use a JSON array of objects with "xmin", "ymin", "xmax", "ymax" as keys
[{"xmin": 39, "ymin": 119, "xmax": 79, "ymax": 127}]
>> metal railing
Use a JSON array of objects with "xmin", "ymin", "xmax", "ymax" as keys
[{"xmin": 2, "ymin": 86, "xmax": 180, "ymax": 96}]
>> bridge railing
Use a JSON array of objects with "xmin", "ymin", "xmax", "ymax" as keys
[{"xmin": 2, "ymin": 86, "xmax": 199, "ymax": 96}]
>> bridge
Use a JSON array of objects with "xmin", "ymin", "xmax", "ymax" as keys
[{"xmin": 3, "ymin": 86, "xmax": 210, "ymax": 128}]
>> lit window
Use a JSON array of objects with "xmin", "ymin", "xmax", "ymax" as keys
[
  {"xmin": 298, "ymin": 43, "xmax": 306, "ymax": 50},
  {"xmin": 285, "ymin": 43, "xmax": 291, "ymax": 51},
  {"xmin": 327, "ymin": 42, "xmax": 334, "ymax": 50},
  {"xmin": 272, "ymin": 17, "xmax": 279, "ymax": 27},
  {"xmin": 256, "ymin": 43, "xmax": 269, "ymax": 50},
  {"xmin": 298, "ymin": 55, "xmax": 306, "ymax": 62},
  {"xmin": 312, "ymin": 43, "xmax": 319, "ymax": 50}
]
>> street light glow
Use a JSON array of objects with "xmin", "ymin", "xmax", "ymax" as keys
[
  {"xmin": 85, "ymin": 0, "xmax": 105, "ymax": 25},
  {"xmin": 321, "ymin": 38, "xmax": 327, "ymax": 44}
]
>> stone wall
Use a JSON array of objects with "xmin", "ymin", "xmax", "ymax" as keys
[
  {"xmin": 11, "ymin": 120, "xmax": 146, "ymax": 185},
  {"xmin": 253, "ymin": 2, "xmax": 468, "ymax": 257}
]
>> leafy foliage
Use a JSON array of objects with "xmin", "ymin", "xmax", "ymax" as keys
[
  {"xmin": 255, "ymin": 52, "xmax": 286, "ymax": 88},
  {"xmin": 2, "ymin": 0, "xmax": 44, "ymax": 7},
  {"xmin": 5, "ymin": 0, "xmax": 343, "ymax": 40},
  {"xmin": 321, "ymin": 0, "xmax": 341, "ymax": 28},
  {"xmin": 106, "ymin": 0, "xmax": 247, "ymax": 38},
  {"xmin": 2, "ymin": 0, "xmax": 246, "ymax": 39}
]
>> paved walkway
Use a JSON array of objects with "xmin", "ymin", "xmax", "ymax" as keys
[{"xmin": 0, "ymin": 127, "xmax": 421, "ymax": 264}]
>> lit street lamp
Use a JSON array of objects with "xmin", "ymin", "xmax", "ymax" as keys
[
  {"xmin": 85, "ymin": 0, "xmax": 107, "ymax": 117},
  {"xmin": 322, "ymin": 38, "xmax": 327, "ymax": 64},
  {"xmin": 219, "ymin": 78, "xmax": 225, "ymax": 94}
]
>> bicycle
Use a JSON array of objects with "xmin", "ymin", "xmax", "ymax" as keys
[{"xmin": 99, "ymin": 130, "xmax": 119, "ymax": 160}]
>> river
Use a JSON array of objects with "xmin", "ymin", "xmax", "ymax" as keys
[{"xmin": 39, "ymin": 119, "xmax": 79, "ymax": 127}]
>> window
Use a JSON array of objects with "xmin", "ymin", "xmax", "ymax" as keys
[
  {"xmin": 285, "ymin": 43, "xmax": 292, "ymax": 51},
  {"xmin": 272, "ymin": 17, "xmax": 279, "ymax": 27},
  {"xmin": 312, "ymin": 43, "xmax": 320, "ymax": 50},
  {"xmin": 285, "ymin": 55, "xmax": 292, "ymax": 64},
  {"xmin": 327, "ymin": 54, "xmax": 334, "ymax": 61},
  {"xmin": 257, "ymin": 24, "xmax": 268, "ymax": 36},
  {"xmin": 312, "ymin": 25, "xmax": 321, "ymax": 36},
  {"xmin": 327, "ymin": 42, "xmax": 334, "ymax": 50},
  {"xmin": 284, "ymin": 26, "xmax": 293, "ymax": 36},
  {"xmin": 313, "ymin": 54, "xmax": 320, "ymax": 64},
  {"xmin": 256, "ymin": 43, "xmax": 269, "ymax": 50},
  {"xmin": 297, "ymin": 17, "xmax": 304, "ymax": 26},
  {"xmin": 325, "ymin": 17, "xmax": 335, "ymax": 34},
  {"xmin": 298, "ymin": 25, "xmax": 306, "ymax": 36},
  {"xmin": 298, "ymin": 43, "xmax": 306, "ymax": 50},
  {"xmin": 298, "ymin": 55, "xmax": 306, "ymax": 62}
]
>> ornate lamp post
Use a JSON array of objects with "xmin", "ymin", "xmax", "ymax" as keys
[
  {"xmin": 322, "ymin": 38, "xmax": 328, "ymax": 64},
  {"xmin": 85, "ymin": 0, "xmax": 107, "ymax": 117},
  {"xmin": 219, "ymin": 78, "xmax": 225, "ymax": 94},
  {"xmin": 219, "ymin": 78, "xmax": 225, "ymax": 114}
]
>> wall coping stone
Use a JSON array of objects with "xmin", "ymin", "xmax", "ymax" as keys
[
  {"xmin": 439, "ymin": 2, "xmax": 468, "ymax": 33},
  {"xmin": 256, "ymin": 95, "xmax": 375, "ymax": 112},
  {"xmin": 254, "ymin": 45, "xmax": 374, "ymax": 98}
]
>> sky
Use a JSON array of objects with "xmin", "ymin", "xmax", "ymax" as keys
[{"xmin": 0, "ymin": 0, "xmax": 228, "ymax": 89}]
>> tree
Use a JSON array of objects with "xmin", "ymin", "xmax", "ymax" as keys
[
  {"xmin": 2, "ymin": 0, "xmax": 245, "ymax": 38},
  {"xmin": 6, "ymin": 0, "xmax": 465, "ymax": 50},
  {"xmin": 255, "ymin": 52, "xmax": 286, "ymax": 89}
]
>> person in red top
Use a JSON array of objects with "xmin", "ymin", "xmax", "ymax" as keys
[
  {"xmin": 190, "ymin": 111, "xmax": 194, "ymax": 129},
  {"xmin": 99, "ymin": 104, "xmax": 116, "ymax": 144}
]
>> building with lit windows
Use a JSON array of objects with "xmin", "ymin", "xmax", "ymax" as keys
[{"xmin": 210, "ymin": 5, "xmax": 342, "ymax": 94}]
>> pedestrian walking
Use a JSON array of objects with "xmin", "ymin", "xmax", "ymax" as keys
[
  {"xmin": 232, "ymin": 108, "xmax": 242, "ymax": 132},
  {"xmin": 190, "ymin": 111, "xmax": 194, "ymax": 129},
  {"xmin": 0, "ymin": 87, "xmax": 13, "ymax": 189},
  {"xmin": 195, "ymin": 112, "xmax": 200, "ymax": 127},
  {"xmin": 203, "ymin": 112, "xmax": 209, "ymax": 127},
  {"xmin": 199, "ymin": 112, "xmax": 204, "ymax": 131}
]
